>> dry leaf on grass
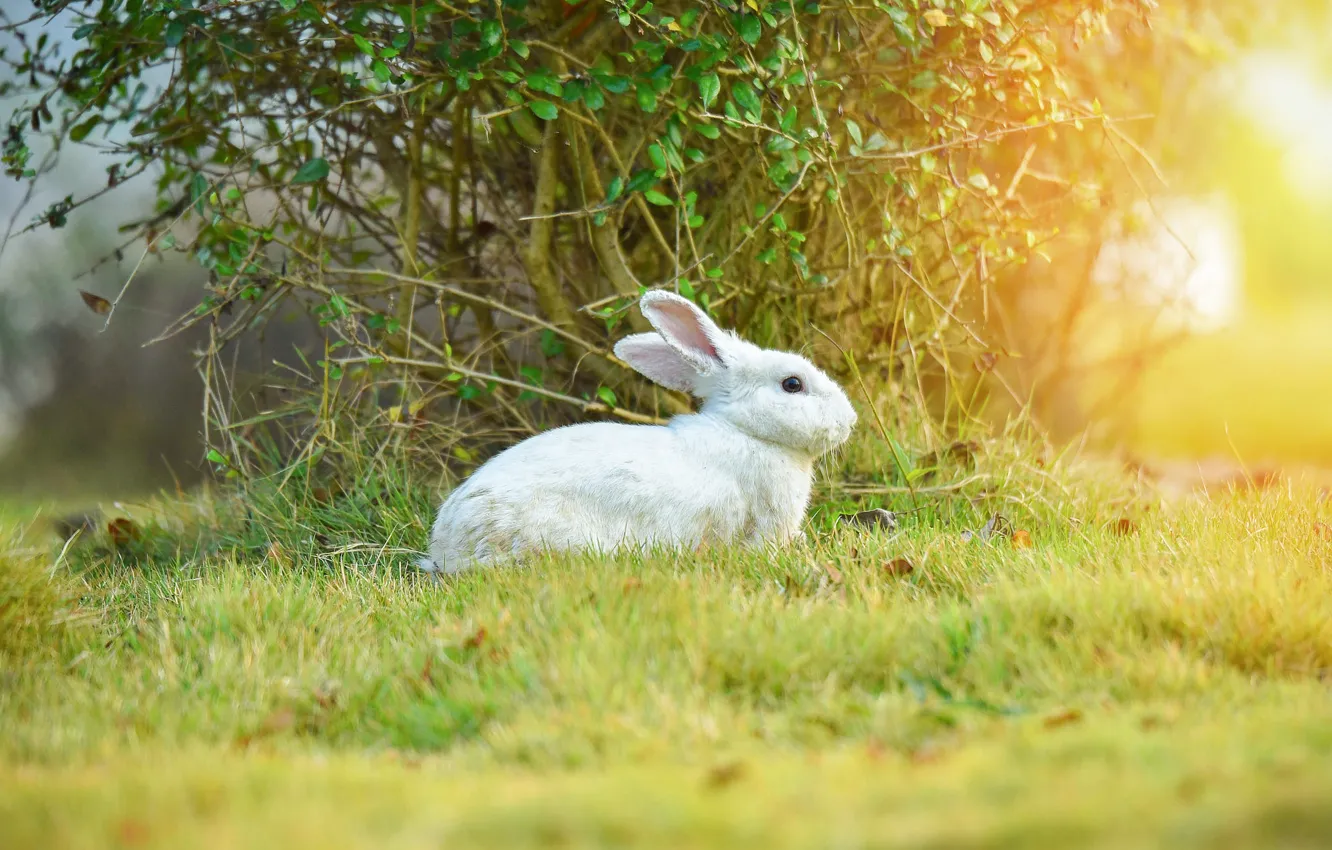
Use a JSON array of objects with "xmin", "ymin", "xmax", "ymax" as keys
[
  {"xmin": 463, "ymin": 626, "xmax": 488, "ymax": 650},
  {"xmin": 1110, "ymin": 517, "xmax": 1138, "ymax": 536},
  {"xmin": 837, "ymin": 508, "xmax": 898, "ymax": 532},
  {"xmin": 107, "ymin": 518, "xmax": 141, "ymax": 546},
  {"xmin": 884, "ymin": 558, "xmax": 915, "ymax": 577},
  {"xmin": 1043, "ymin": 708, "xmax": 1084, "ymax": 729},
  {"xmin": 704, "ymin": 760, "xmax": 746, "ymax": 789},
  {"xmin": 963, "ymin": 513, "xmax": 1012, "ymax": 543},
  {"xmin": 236, "ymin": 707, "xmax": 296, "ymax": 747}
]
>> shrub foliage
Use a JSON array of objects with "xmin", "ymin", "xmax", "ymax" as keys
[{"xmin": 2, "ymin": 0, "xmax": 1177, "ymax": 478}]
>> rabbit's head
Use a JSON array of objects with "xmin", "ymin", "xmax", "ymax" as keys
[{"xmin": 614, "ymin": 290, "xmax": 857, "ymax": 457}]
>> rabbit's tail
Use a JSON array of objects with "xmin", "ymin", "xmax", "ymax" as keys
[{"xmin": 415, "ymin": 554, "xmax": 442, "ymax": 573}]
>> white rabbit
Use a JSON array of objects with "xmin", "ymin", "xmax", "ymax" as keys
[{"xmin": 420, "ymin": 289, "xmax": 857, "ymax": 573}]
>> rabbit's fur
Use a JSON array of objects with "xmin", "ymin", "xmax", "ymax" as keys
[{"xmin": 421, "ymin": 290, "xmax": 857, "ymax": 573}]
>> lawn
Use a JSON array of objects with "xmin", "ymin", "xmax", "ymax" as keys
[{"xmin": 4, "ymin": 456, "xmax": 1332, "ymax": 849}]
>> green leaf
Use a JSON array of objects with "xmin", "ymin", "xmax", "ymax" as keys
[
  {"xmin": 164, "ymin": 20, "xmax": 186, "ymax": 48},
  {"xmin": 643, "ymin": 189, "xmax": 673, "ymax": 206},
  {"xmin": 353, "ymin": 34, "xmax": 375, "ymax": 57},
  {"xmin": 596, "ymin": 386, "xmax": 618, "ymax": 407},
  {"xmin": 627, "ymin": 169, "xmax": 658, "ymax": 193},
  {"xmin": 636, "ymin": 84, "xmax": 658, "ymax": 113},
  {"xmin": 909, "ymin": 70, "xmax": 938, "ymax": 90},
  {"xmin": 291, "ymin": 157, "xmax": 330, "ymax": 185},
  {"xmin": 845, "ymin": 119, "xmax": 863, "ymax": 147},
  {"xmin": 539, "ymin": 328, "xmax": 566, "ymax": 358},
  {"xmin": 206, "ymin": 449, "xmax": 228, "ymax": 466},
  {"xmin": 278, "ymin": 0, "xmax": 299, "ymax": 9},
  {"xmin": 687, "ymin": 214, "xmax": 704, "ymax": 228},
  {"xmin": 648, "ymin": 143, "xmax": 667, "ymax": 171},
  {"xmin": 732, "ymin": 82, "xmax": 761, "ymax": 116},
  {"xmin": 371, "ymin": 59, "xmax": 391, "ymax": 83},
  {"xmin": 698, "ymin": 73, "xmax": 720, "ymax": 109},
  {"xmin": 525, "ymin": 73, "xmax": 563, "ymax": 97},
  {"xmin": 529, "ymin": 100, "xmax": 559, "ymax": 120},
  {"xmin": 738, "ymin": 14, "xmax": 761, "ymax": 45},
  {"xmin": 189, "ymin": 172, "xmax": 209, "ymax": 214},
  {"xmin": 583, "ymin": 85, "xmax": 605, "ymax": 111},
  {"xmin": 695, "ymin": 123, "xmax": 721, "ymax": 140},
  {"xmin": 69, "ymin": 117, "xmax": 101, "ymax": 143},
  {"xmin": 512, "ymin": 41, "xmax": 530, "ymax": 59},
  {"xmin": 605, "ymin": 175, "xmax": 625, "ymax": 203},
  {"xmin": 481, "ymin": 20, "xmax": 502, "ymax": 47}
]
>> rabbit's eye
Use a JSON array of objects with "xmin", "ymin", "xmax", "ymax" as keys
[{"xmin": 781, "ymin": 376, "xmax": 804, "ymax": 394}]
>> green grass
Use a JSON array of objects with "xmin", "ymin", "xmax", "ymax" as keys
[{"xmin": 4, "ymin": 448, "xmax": 1332, "ymax": 848}]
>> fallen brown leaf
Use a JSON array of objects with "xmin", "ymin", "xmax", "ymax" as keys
[
  {"xmin": 313, "ymin": 682, "xmax": 338, "ymax": 710},
  {"xmin": 79, "ymin": 290, "xmax": 112, "ymax": 315},
  {"xmin": 704, "ymin": 760, "xmax": 746, "ymax": 789},
  {"xmin": 107, "ymin": 518, "xmax": 141, "ymax": 546},
  {"xmin": 884, "ymin": 558, "xmax": 915, "ymax": 577},
  {"xmin": 1043, "ymin": 708, "xmax": 1083, "ymax": 729},
  {"xmin": 837, "ymin": 508, "xmax": 898, "ymax": 532},
  {"xmin": 463, "ymin": 626, "xmax": 488, "ymax": 650},
  {"xmin": 823, "ymin": 562, "xmax": 844, "ymax": 584},
  {"xmin": 974, "ymin": 352, "xmax": 999, "ymax": 373},
  {"xmin": 1252, "ymin": 468, "xmax": 1280, "ymax": 489},
  {"xmin": 1011, "ymin": 530, "xmax": 1033, "ymax": 549},
  {"xmin": 116, "ymin": 819, "xmax": 150, "ymax": 846},
  {"xmin": 259, "ymin": 707, "xmax": 296, "ymax": 734},
  {"xmin": 236, "ymin": 707, "xmax": 296, "ymax": 747},
  {"xmin": 908, "ymin": 743, "xmax": 944, "ymax": 765},
  {"xmin": 963, "ymin": 513, "xmax": 1010, "ymax": 543},
  {"xmin": 1315, "ymin": 522, "xmax": 1332, "ymax": 542},
  {"xmin": 865, "ymin": 738, "xmax": 886, "ymax": 761},
  {"xmin": 1110, "ymin": 517, "xmax": 1138, "ymax": 536},
  {"xmin": 947, "ymin": 440, "xmax": 980, "ymax": 463}
]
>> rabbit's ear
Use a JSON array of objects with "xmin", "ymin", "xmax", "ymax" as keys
[
  {"xmin": 637, "ymin": 290, "xmax": 729, "ymax": 374},
  {"xmin": 614, "ymin": 333, "xmax": 699, "ymax": 393}
]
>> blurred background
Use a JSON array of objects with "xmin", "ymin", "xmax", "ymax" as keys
[{"xmin": 2, "ymin": 0, "xmax": 1330, "ymax": 503}]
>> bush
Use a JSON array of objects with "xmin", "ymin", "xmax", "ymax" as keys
[{"xmin": 3, "ymin": 0, "xmax": 1201, "ymax": 483}]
